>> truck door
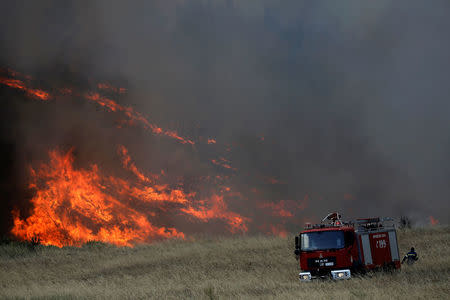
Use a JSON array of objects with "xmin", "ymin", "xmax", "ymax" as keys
[{"xmin": 369, "ymin": 232, "xmax": 392, "ymax": 267}]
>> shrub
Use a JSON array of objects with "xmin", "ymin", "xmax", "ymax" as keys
[{"xmin": 399, "ymin": 216, "xmax": 412, "ymax": 229}]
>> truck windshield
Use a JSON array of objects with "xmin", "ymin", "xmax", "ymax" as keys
[{"xmin": 301, "ymin": 230, "xmax": 345, "ymax": 251}]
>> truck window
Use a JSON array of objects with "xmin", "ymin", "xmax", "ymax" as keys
[{"xmin": 301, "ymin": 231, "xmax": 345, "ymax": 251}]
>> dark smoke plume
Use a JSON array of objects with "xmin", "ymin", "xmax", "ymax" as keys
[{"xmin": 1, "ymin": 0, "xmax": 449, "ymax": 237}]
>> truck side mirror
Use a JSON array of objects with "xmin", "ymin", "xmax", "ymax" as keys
[{"xmin": 295, "ymin": 236, "xmax": 300, "ymax": 255}]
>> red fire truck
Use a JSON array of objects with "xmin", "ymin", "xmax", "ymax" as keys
[{"xmin": 294, "ymin": 212, "xmax": 401, "ymax": 281}]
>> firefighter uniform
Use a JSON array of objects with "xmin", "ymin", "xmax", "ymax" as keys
[{"xmin": 402, "ymin": 247, "xmax": 418, "ymax": 265}]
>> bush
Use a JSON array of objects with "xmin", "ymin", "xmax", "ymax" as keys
[
  {"xmin": 0, "ymin": 235, "xmax": 13, "ymax": 245},
  {"xmin": 27, "ymin": 235, "xmax": 41, "ymax": 251},
  {"xmin": 82, "ymin": 240, "xmax": 110, "ymax": 249},
  {"xmin": 399, "ymin": 216, "xmax": 412, "ymax": 229}
]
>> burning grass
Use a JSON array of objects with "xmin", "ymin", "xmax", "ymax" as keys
[
  {"xmin": 11, "ymin": 147, "xmax": 248, "ymax": 247},
  {"xmin": 0, "ymin": 226, "xmax": 449, "ymax": 299}
]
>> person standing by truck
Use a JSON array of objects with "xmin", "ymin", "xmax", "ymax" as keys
[{"xmin": 402, "ymin": 247, "xmax": 418, "ymax": 265}]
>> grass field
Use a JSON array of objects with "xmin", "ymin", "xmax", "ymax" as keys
[{"xmin": 1, "ymin": 227, "xmax": 449, "ymax": 299}]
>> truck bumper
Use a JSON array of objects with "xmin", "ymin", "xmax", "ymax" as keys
[{"xmin": 299, "ymin": 269, "xmax": 351, "ymax": 281}]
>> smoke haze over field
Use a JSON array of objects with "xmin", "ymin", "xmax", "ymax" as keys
[{"xmin": 1, "ymin": 0, "xmax": 449, "ymax": 238}]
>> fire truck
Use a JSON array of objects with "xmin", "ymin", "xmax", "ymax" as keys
[{"xmin": 294, "ymin": 212, "xmax": 401, "ymax": 281}]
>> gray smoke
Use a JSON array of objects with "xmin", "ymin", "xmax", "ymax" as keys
[{"xmin": 1, "ymin": 0, "xmax": 449, "ymax": 235}]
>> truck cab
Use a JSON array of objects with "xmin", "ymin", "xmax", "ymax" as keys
[{"xmin": 295, "ymin": 226, "xmax": 358, "ymax": 280}]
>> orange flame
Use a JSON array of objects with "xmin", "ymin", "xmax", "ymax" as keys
[
  {"xmin": 259, "ymin": 224, "xmax": 287, "ymax": 237},
  {"xmin": 11, "ymin": 149, "xmax": 184, "ymax": 247},
  {"xmin": 269, "ymin": 224, "xmax": 288, "ymax": 237},
  {"xmin": 118, "ymin": 145, "xmax": 153, "ymax": 183},
  {"xmin": 265, "ymin": 177, "xmax": 286, "ymax": 185},
  {"xmin": 180, "ymin": 195, "xmax": 248, "ymax": 233},
  {"xmin": 0, "ymin": 77, "xmax": 50, "ymax": 100},
  {"xmin": 97, "ymin": 82, "xmax": 127, "ymax": 94},
  {"xmin": 11, "ymin": 147, "xmax": 249, "ymax": 247},
  {"xmin": 84, "ymin": 92, "xmax": 194, "ymax": 144},
  {"xmin": 0, "ymin": 68, "xmax": 193, "ymax": 145},
  {"xmin": 259, "ymin": 196, "xmax": 309, "ymax": 218},
  {"xmin": 2, "ymin": 67, "xmax": 315, "ymax": 245},
  {"xmin": 430, "ymin": 215, "xmax": 439, "ymax": 226},
  {"xmin": 260, "ymin": 201, "xmax": 293, "ymax": 217},
  {"xmin": 211, "ymin": 157, "xmax": 237, "ymax": 171}
]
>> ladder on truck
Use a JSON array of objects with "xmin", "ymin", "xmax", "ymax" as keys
[{"xmin": 354, "ymin": 217, "xmax": 395, "ymax": 233}]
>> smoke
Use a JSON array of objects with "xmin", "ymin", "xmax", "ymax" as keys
[{"xmin": 1, "ymin": 0, "xmax": 449, "ymax": 237}]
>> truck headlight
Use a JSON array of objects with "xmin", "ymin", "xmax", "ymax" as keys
[
  {"xmin": 331, "ymin": 269, "xmax": 351, "ymax": 280},
  {"xmin": 299, "ymin": 272, "xmax": 311, "ymax": 282}
]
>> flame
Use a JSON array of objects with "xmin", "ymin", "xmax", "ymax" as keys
[
  {"xmin": 97, "ymin": 82, "xmax": 126, "ymax": 94},
  {"xmin": 180, "ymin": 195, "xmax": 248, "ymax": 233},
  {"xmin": 0, "ymin": 68, "xmax": 193, "ymax": 145},
  {"xmin": 0, "ymin": 77, "xmax": 50, "ymax": 100},
  {"xmin": 59, "ymin": 87, "xmax": 73, "ymax": 95},
  {"xmin": 259, "ymin": 196, "xmax": 309, "ymax": 218},
  {"xmin": 269, "ymin": 224, "xmax": 287, "ymax": 237},
  {"xmin": 11, "ymin": 147, "xmax": 249, "ymax": 247},
  {"xmin": 265, "ymin": 177, "xmax": 286, "ymax": 185},
  {"xmin": 211, "ymin": 157, "xmax": 237, "ymax": 171},
  {"xmin": 259, "ymin": 224, "xmax": 287, "ymax": 237},
  {"xmin": 11, "ymin": 149, "xmax": 185, "ymax": 247},
  {"xmin": 430, "ymin": 215, "xmax": 439, "ymax": 226},
  {"xmin": 118, "ymin": 145, "xmax": 154, "ymax": 183},
  {"xmin": 3, "ymin": 66, "xmax": 323, "ymax": 246},
  {"xmin": 5, "ymin": 68, "xmax": 33, "ymax": 80},
  {"xmin": 260, "ymin": 201, "xmax": 293, "ymax": 217},
  {"xmin": 84, "ymin": 92, "xmax": 194, "ymax": 144}
]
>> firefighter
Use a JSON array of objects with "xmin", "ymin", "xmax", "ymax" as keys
[{"xmin": 402, "ymin": 247, "xmax": 418, "ymax": 265}]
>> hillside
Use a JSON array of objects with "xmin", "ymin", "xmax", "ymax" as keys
[{"xmin": 1, "ymin": 227, "xmax": 449, "ymax": 299}]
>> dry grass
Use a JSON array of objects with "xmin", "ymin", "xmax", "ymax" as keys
[{"xmin": 0, "ymin": 227, "xmax": 449, "ymax": 299}]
